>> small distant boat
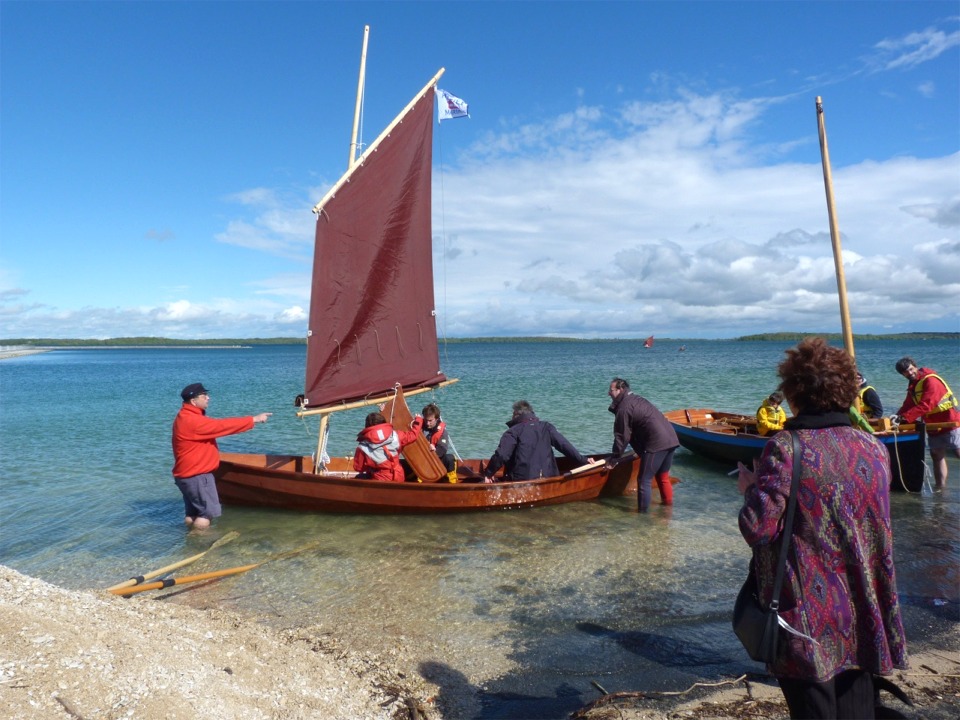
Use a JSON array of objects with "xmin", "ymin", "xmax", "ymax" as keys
[
  {"xmin": 643, "ymin": 335, "xmax": 654, "ymax": 348},
  {"xmin": 678, "ymin": 345, "xmax": 686, "ymax": 352},
  {"xmin": 663, "ymin": 408, "xmax": 928, "ymax": 492}
]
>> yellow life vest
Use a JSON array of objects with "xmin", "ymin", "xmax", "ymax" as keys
[
  {"xmin": 913, "ymin": 373, "xmax": 959, "ymax": 414},
  {"xmin": 856, "ymin": 385, "xmax": 878, "ymax": 418}
]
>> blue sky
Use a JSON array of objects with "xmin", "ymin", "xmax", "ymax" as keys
[{"xmin": 2, "ymin": 1, "xmax": 958, "ymax": 340}]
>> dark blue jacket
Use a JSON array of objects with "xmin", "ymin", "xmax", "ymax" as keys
[{"xmin": 486, "ymin": 412, "xmax": 586, "ymax": 480}]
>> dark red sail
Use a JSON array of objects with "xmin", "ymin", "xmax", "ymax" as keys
[{"xmin": 303, "ymin": 85, "xmax": 446, "ymax": 409}]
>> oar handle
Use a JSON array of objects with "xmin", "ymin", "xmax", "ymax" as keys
[
  {"xmin": 104, "ymin": 550, "xmax": 208, "ymax": 591},
  {"xmin": 111, "ymin": 563, "xmax": 260, "ymax": 596},
  {"xmin": 104, "ymin": 531, "xmax": 240, "ymax": 592}
]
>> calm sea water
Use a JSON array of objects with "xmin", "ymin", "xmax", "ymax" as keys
[{"xmin": 1, "ymin": 339, "xmax": 958, "ymax": 719}]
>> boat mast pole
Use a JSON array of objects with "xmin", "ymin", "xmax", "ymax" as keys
[
  {"xmin": 816, "ymin": 96, "xmax": 855, "ymax": 360},
  {"xmin": 314, "ymin": 414, "xmax": 330, "ymax": 474},
  {"xmin": 348, "ymin": 25, "xmax": 370, "ymax": 169},
  {"xmin": 313, "ymin": 23, "xmax": 368, "ymax": 473}
]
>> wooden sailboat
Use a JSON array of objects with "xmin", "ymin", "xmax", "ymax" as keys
[
  {"xmin": 665, "ymin": 97, "xmax": 927, "ymax": 492},
  {"xmin": 643, "ymin": 335, "xmax": 654, "ymax": 348},
  {"xmin": 215, "ymin": 36, "xmax": 640, "ymax": 513}
]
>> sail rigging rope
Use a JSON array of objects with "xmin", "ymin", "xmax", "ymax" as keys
[
  {"xmin": 436, "ymin": 113, "xmax": 450, "ymax": 366},
  {"xmin": 395, "ymin": 326, "xmax": 405, "ymax": 356}
]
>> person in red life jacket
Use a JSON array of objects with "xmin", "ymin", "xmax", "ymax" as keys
[
  {"xmin": 483, "ymin": 400, "xmax": 590, "ymax": 482},
  {"xmin": 894, "ymin": 357, "xmax": 960, "ymax": 491},
  {"xmin": 354, "ymin": 411, "xmax": 423, "ymax": 482},
  {"xmin": 608, "ymin": 377, "xmax": 679, "ymax": 512},
  {"xmin": 172, "ymin": 383, "xmax": 272, "ymax": 529},
  {"xmin": 421, "ymin": 403, "xmax": 456, "ymax": 475}
]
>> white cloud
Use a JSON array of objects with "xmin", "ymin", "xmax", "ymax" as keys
[
  {"xmin": 4, "ymin": 87, "xmax": 958, "ymax": 340},
  {"xmin": 215, "ymin": 187, "xmax": 319, "ymax": 261},
  {"xmin": 874, "ymin": 25, "xmax": 960, "ymax": 70}
]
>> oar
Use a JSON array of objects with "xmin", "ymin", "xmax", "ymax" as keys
[
  {"xmin": 110, "ymin": 563, "xmax": 260, "ymax": 596},
  {"xmin": 104, "ymin": 530, "xmax": 240, "ymax": 592},
  {"xmin": 567, "ymin": 458, "xmax": 608, "ymax": 476},
  {"xmin": 109, "ymin": 539, "xmax": 324, "ymax": 597}
]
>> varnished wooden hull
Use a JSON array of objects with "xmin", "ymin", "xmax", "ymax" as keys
[
  {"xmin": 215, "ymin": 452, "xmax": 639, "ymax": 514},
  {"xmin": 664, "ymin": 408, "xmax": 927, "ymax": 492}
]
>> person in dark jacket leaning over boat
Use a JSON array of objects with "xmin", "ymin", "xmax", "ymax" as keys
[
  {"xmin": 172, "ymin": 383, "xmax": 272, "ymax": 530},
  {"xmin": 607, "ymin": 378, "xmax": 679, "ymax": 511},
  {"xmin": 483, "ymin": 400, "xmax": 589, "ymax": 482}
]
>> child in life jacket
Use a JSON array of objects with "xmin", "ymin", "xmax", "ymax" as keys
[
  {"xmin": 421, "ymin": 403, "xmax": 458, "ymax": 482},
  {"xmin": 354, "ymin": 412, "xmax": 423, "ymax": 482}
]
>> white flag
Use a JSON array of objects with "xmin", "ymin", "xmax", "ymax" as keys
[{"xmin": 437, "ymin": 88, "xmax": 469, "ymax": 121}]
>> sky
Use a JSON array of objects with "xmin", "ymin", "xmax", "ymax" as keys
[{"xmin": 1, "ymin": 1, "xmax": 958, "ymax": 340}]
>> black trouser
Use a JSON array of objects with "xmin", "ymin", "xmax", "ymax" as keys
[{"xmin": 778, "ymin": 669, "xmax": 874, "ymax": 719}]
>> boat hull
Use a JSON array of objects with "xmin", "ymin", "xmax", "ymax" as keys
[
  {"xmin": 664, "ymin": 408, "xmax": 927, "ymax": 492},
  {"xmin": 215, "ymin": 452, "xmax": 640, "ymax": 514}
]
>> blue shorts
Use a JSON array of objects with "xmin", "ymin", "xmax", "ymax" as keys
[
  {"xmin": 928, "ymin": 428, "xmax": 960, "ymax": 453},
  {"xmin": 174, "ymin": 472, "xmax": 222, "ymax": 520}
]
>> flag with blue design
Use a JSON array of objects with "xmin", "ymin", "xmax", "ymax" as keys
[{"xmin": 437, "ymin": 88, "xmax": 469, "ymax": 121}]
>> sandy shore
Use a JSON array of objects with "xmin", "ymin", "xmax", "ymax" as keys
[{"xmin": 1, "ymin": 565, "xmax": 957, "ymax": 719}]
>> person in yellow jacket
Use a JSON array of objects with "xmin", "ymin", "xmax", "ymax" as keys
[{"xmin": 756, "ymin": 392, "xmax": 787, "ymax": 436}]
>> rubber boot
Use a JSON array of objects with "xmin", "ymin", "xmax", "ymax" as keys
[{"xmin": 655, "ymin": 472, "xmax": 673, "ymax": 505}]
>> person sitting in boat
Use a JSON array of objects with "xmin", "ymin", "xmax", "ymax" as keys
[
  {"xmin": 354, "ymin": 412, "xmax": 423, "ymax": 483},
  {"xmin": 421, "ymin": 403, "xmax": 458, "ymax": 482},
  {"xmin": 894, "ymin": 356, "xmax": 960, "ymax": 492},
  {"xmin": 607, "ymin": 378, "xmax": 678, "ymax": 511},
  {"xmin": 483, "ymin": 400, "xmax": 589, "ymax": 482},
  {"xmin": 855, "ymin": 371, "xmax": 883, "ymax": 420},
  {"xmin": 756, "ymin": 392, "xmax": 787, "ymax": 436}
]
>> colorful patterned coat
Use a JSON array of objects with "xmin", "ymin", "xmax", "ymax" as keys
[{"xmin": 738, "ymin": 422, "xmax": 908, "ymax": 681}]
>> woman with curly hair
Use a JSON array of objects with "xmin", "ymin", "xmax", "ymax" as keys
[{"xmin": 737, "ymin": 337, "xmax": 907, "ymax": 718}]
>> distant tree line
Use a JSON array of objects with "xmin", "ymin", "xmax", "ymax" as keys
[
  {"xmin": 1, "ymin": 332, "xmax": 956, "ymax": 347},
  {"xmin": 0, "ymin": 337, "xmax": 305, "ymax": 347},
  {"xmin": 735, "ymin": 332, "xmax": 958, "ymax": 342}
]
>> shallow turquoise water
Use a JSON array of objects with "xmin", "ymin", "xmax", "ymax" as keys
[{"xmin": 1, "ymin": 339, "xmax": 957, "ymax": 718}]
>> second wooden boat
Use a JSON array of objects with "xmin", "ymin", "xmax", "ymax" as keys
[{"xmin": 664, "ymin": 408, "xmax": 927, "ymax": 492}]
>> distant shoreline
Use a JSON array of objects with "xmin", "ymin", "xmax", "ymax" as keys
[
  {"xmin": 0, "ymin": 348, "xmax": 52, "ymax": 360},
  {"xmin": 0, "ymin": 332, "xmax": 956, "ymax": 349},
  {"xmin": 0, "ymin": 346, "xmax": 249, "ymax": 360}
]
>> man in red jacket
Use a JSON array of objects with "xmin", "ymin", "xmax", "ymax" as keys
[
  {"xmin": 172, "ymin": 383, "xmax": 272, "ymax": 528},
  {"xmin": 895, "ymin": 357, "xmax": 960, "ymax": 491}
]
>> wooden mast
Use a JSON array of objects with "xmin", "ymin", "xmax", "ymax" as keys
[
  {"xmin": 316, "ymin": 24, "xmax": 370, "ymax": 471},
  {"xmin": 348, "ymin": 25, "xmax": 370, "ymax": 169},
  {"xmin": 816, "ymin": 96, "xmax": 855, "ymax": 359}
]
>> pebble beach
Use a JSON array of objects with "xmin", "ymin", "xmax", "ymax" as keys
[{"xmin": 2, "ymin": 565, "xmax": 958, "ymax": 720}]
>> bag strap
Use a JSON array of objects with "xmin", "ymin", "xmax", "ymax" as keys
[{"xmin": 769, "ymin": 431, "xmax": 801, "ymax": 612}]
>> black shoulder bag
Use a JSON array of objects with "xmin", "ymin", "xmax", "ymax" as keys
[{"xmin": 732, "ymin": 431, "xmax": 801, "ymax": 663}]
